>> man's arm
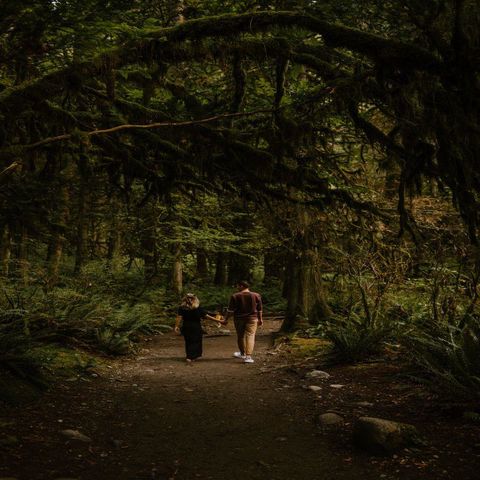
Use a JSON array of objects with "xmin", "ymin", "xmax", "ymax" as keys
[{"xmin": 257, "ymin": 295, "xmax": 263, "ymax": 326}]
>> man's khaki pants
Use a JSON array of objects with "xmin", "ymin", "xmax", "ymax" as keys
[{"xmin": 234, "ymin": 317, "xmax": 258, "ymax": 356}]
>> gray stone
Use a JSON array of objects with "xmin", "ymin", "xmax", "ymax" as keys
[
  {"xmin": 60, "ymin": 429, "xmax": 92, "ymax": 443},
  {"xmin": 305, "ymin": 370, "xmax": 330, "ymax": 380},
  {"xmin": 308, "ymin": 385, "xmax": 322, "ymax": 392},
  {"xmin": 318, "ymin": 413, "xmax": 344, "ymax": 426},
  {"xmin": 353, "ymin": 417, "xmax": 421, "ymax": 454}
]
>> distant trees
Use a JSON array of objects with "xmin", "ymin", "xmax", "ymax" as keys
[{"xmin": 0, "ymin": 0, "xmax": 479, "ymax": 330}]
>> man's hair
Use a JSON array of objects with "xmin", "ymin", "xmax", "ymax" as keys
[{"xmin": 237, "ymin": 280, "xmax": 250, "ymax": 289}]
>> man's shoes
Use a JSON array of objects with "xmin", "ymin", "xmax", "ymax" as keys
[
  {"xmin": 243, "ymin": 356, "xmax": 254, "ymax": 364},
  {"xmin": 233, "ymin": 352, "xmax": 246, "ymax": 359}
]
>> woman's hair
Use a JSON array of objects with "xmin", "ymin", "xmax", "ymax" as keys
[{"xmin": 180, "ymin": 293, "xmax": 200, "ymax": 310}]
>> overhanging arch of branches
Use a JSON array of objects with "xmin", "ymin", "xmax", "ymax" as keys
[{"xmin": 1, "ymin": 5, "xmax": 479, "ymax": 242}]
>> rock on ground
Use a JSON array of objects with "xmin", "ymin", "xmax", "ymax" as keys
[
  {"xmin": 305, "ymin": 370, "xmax": 330, "ymax": 379},
  {"xmin": 353, "ymin": 417, "xmax": 421, "ymax": 454},
  {"xmin": 318, "ymin": 413, "xmax": 344, "ymax": 426},
  {"xmin": 60, "ymin": 429, "xmax": 92, "ymax": 443}
]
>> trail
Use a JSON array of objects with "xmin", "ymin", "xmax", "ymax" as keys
[{"xmin": 2, "ymin": 320, "xmax": 468, "ymax": 480}]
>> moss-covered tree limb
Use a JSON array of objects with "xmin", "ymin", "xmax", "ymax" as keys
[
  {"xmin": 0, "ymin": 10, "xmax": 443, "ymax": 115},
  {"xmin": 0, "ymin": 109, "xmax": 273, "ymax": 171},
  {"xmin": 155, "ymin": 11, "xmax": 442, "ymax": 70}
]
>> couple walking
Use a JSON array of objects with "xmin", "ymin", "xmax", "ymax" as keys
[{"xmin": 175, "ymin": 281, "xmax": 263, "ymax": 364}]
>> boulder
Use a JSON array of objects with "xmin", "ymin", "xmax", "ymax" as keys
[
  {"xmin": 353, "ymin": 417, "xmax": 420, "ymax": 454},
  {"xmin": 318, "ymin": 413, "xmax": 344, "ymax": 426}
]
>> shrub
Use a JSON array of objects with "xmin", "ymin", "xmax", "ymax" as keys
[
  {"xmin": 325, "ymin": 312, "xmax": 395, "ymax": 363},
  {"xmin": 406, "ymin": 319, "xmax": 480, "ymax": 400}
]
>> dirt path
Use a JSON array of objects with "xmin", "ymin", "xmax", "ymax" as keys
[{"xmin": 1, "ymin": 320, "xmax": 479, "ymax": 479}]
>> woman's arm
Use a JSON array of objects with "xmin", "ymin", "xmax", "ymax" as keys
[
  {"xmin": 204, "ymin": 313, "xmax": 225, "ymax": 323},
  {"xmin": 174, "ymin": 314, "xmax": 182, "ymax": 334}
]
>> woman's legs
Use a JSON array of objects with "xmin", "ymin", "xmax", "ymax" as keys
[{"xmin": 183, "ymin": 326, "xmax": 203, "ymax": 360}]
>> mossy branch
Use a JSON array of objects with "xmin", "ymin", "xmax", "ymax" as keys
[
  {"xmin": 159, "ymin": 11, "xmax": 441, "ymax": 69},
  {"xmin": 0, "ymin": 109, "xmax": 273, "ymax": 173},
  {"xmin": 0, "ymin": 11, "xmax": 442, "ymax": 115}
]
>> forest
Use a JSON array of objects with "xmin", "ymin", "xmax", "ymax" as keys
[{"xmin": 1, "ymin": 1, "xmax": 480, "ymax": 479}]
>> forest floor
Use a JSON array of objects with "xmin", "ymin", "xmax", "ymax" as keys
[{"xmin": 1, "ymin": 319, "xmax": 480, "ymax": 480}]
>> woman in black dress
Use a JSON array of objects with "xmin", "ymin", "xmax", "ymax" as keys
[{"xmin": 175, "ymin": 293, "xmax": 224, "ymax": 362}]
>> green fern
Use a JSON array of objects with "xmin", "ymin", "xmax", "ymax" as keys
[
  {"xmin": 325, "ymin": 312, "xmax": 395, "ymax": 363},
  {"xmin": 407, "ymin": 321, "xmax": 480, "ymax": 400},
  {"xmin": 95, "ymin": 327, "xmax": 132, "ymax": 355}
]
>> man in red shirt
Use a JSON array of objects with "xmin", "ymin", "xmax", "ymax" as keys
[{"xmin": 224, "ymin": 280, "xmax": 263, "ymax": 364}]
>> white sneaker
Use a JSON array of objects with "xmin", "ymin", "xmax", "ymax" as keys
[
  {"xmin": 243, "ymin": 356, "xmax": 254, "ymax": 364},
  {"xmin": 233, "ymin": 352, "xmax": 246, "ymax": 359}
]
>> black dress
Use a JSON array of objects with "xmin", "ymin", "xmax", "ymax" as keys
[{"xmin": 178, "ymin": 307, "xmax": 207, "ymax": 360}]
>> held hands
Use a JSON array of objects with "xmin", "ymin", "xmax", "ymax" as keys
[{"xmin": 214, "ymin": 313, "xmax": 227, "ymax": 325}]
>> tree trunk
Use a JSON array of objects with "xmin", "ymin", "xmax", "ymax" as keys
[
  {"xmin": 214, "ymin": 252, "xmax": 228, "ymax": 286},
  {"xmin": 74, "ymin": 176, "xmax": 89, "ymax": 274},
  {"xmin": 264, "ymin": 251, "xmax": 284, "ymax": 282},
  {"xmin": 228, "ymin": 252, "xmax": 252, "ymax": 283},
  {"xmin": 196, "ymin": 248, "xmax": 209, "ymax": 278},
  {"xmin": 281, "ymin": 210, "xmax": 332, "ymax": 332},
  {"xmin": 282, "ymin": 255, "xmax": 293, "ymax": 298},
  {"xmin": 282, "ymin": 252, "xmax": 301, "ymax": 331},
  {"xmin": 141, "ymin": 200, "xmax": 158, "ymax": 281},
  {"xmin": 17, "ymin": 224, "xmax": 29, "ymax": 285},
  {"xmin": 172, "ymin": 242, "xmax": 183, "ymax": 296},
  {"xmin": 107, "ymin": 194, "xmax": 122, "ymax": 271},
  {"xmin": 47, "ymin": 185, "xmax": 69, "ymax": 285},
  {"xmin": 281, "ymin": 247, "xmax": 331, "ymax": 332},
  {"xmin": 0, "ymin": 224, "xmax": 11, "ymax": 276}
]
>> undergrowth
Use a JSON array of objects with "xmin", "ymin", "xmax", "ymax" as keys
[
  {"xmin": 311, "ymin": 264, "xmax": 480, "ymax": 401},
  {"xmin": 405, "ymin": 316, "xmax": 480, "ymax": 401},
  {"xmin": 0, "ymin": 262, "xmax": 284, "ymax": 402}
]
